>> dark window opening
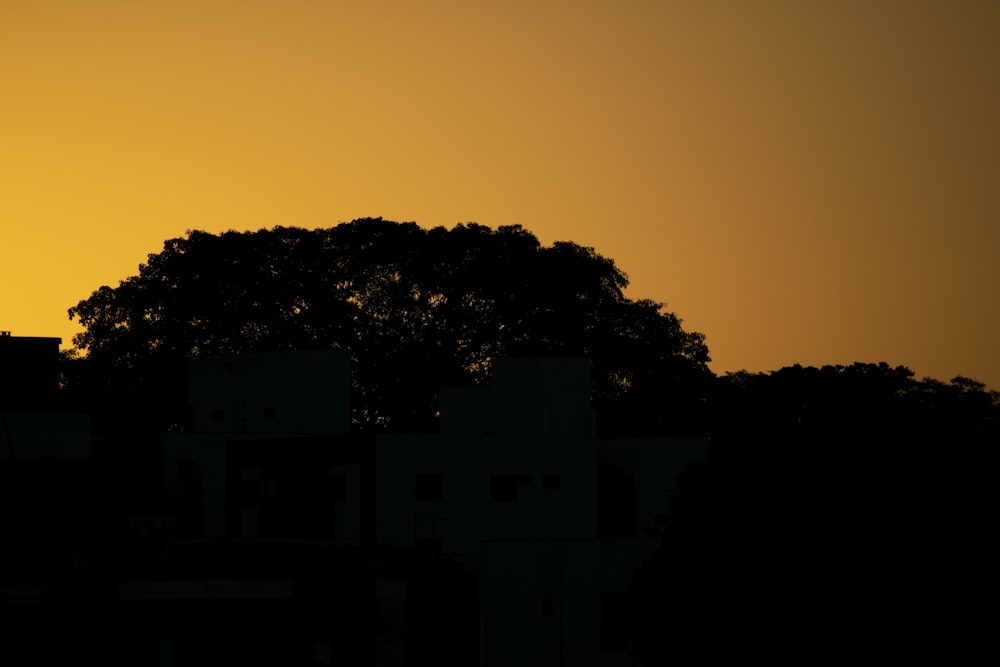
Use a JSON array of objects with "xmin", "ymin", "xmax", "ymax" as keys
[
  {"xmin": 329, "ymin": 475, "xmax": 346, "ymax": 503},
  {"xmin": 177, "ymin": 461, "xmax": 203, "ymax": 538},
  {"xmin": 178, "ymin": 460, "xmax": 197, "ymax": 479},
  {"xmin": 597, "ymin": 471, "xmax": 637, "ymax": 538},
  {"xmin": 415, "ymin": 474, "xmax": 443, "ymax": 501},
  {"xmin": 241, "ymin": 478, "xmax": 262, "ymax": 506},
  {"xmin": 415, "ymin": 537, "xmax": 442, "ymax": 555},
  {"xmin": 541, "ymin": 596, "xmax": 554, "ymax": 616},
  {"xmin": 491, "ymin": 475, "xmax": 520, "ymax": 502},
  {"xmin": 600, "ymin": 592, "xmax": 630, "ymax": 650}
]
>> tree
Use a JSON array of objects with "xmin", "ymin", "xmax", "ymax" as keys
[
  {"xmin": 626, "ymin": 364, "xmax": 998, "ymax": 663},
  {"xmin": 65, "ymin": 219, "xmax": 711, "ymax": 434}
]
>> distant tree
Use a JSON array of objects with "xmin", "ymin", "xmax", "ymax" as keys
[
  {"xmin": 627, "ymin": 364, "xmax": 998, "ymax": 663},
  {"xmin": 65, "ymin": 219, "xmax": 711, "ymax": 434}
]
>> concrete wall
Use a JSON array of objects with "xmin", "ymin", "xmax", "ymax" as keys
[
  {"xmin": 440, "ymin": 357, "xmax": 594, "ymax": 438},
  {"xmin": 160, "ymin": 432, "xmax": 229, "ymax": 538},
  {"xmin": 160, "ymin": 432, "xmax": 364, "ymax": 544},
  {"xmin": 482, "ymin": 538, "xmax": 661, "ymax": 667},
  {"xmin": 376, "ymin": 434, "xmax": 597, "ymax": 554},
  {"xmin": 188, "ymin": 350, "xmax": 350, "ymax": 435},
  {"xmin": 0, "ymin": 413, "xmax": 91, "ymax": 459}
]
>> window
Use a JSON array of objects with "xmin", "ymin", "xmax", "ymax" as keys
[
  {"xmin": 177, "ymin": 461, "xmax": 203, "ymax": 538},
  {"xmin": 415, "ymin": 474, "xmax": 443, "ymax": 501},
  {"xmin": 178, "ymin": 460, "xmax": 198, "ymax": 480},
  {"xmin": 329, "ymin": 475, "xmax": 346, "ymax": 503},
  {"xmin": 241, "ymin": 468, "xmax": 263, "ymax": 505},
  {"xmin": 241, "ymin": 478, "xmax": 262, "ymax": 505},
  {"xmin": 415, "ymin": 537, "xmax": 442, "ymax": 555},
  {"xmin": 542, "ymin": 474, "xmax": 561, "ymax": 490},
  {"xmin": 600, "ymin": 592, "xmax": 630, "ymax": 650},
  {"xmin": 598, "ymin": 471, "xmax": 637, "ymax": 538},
  {"xmin": 541, "ymin": 596, "xmax": 554, "ymax": 616},
  {"xmin": 491, "ymin": 475, "xmax": 530, "ymax": 502},
  {"xmin": 491, "ymin": 475, "xmax": 516, "ymax": 502}
]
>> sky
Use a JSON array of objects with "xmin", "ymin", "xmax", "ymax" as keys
[{"xmin": 2, "ymin": 0, "xmax": 998, "ymax": 389}]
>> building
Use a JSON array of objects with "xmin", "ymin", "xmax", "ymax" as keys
[
  {"xmin": 375, "ymin": 357, "xmax": 708, "ymax": 666},
  {"xmin": 117, "ymin": 349, "xmax": 369, "ymax": 666},
  {"xmin": 0, "ymin": 338, "xmax": 707, "ymax": 665},
  {"xmin": 0, "ymin": 331, "xmax": 62, "ymax": 410},
  {"xmin": 0, "ymin": 333, "xmax": 99, "ymax": 663},
  {"xmin": 187, "ymin": 350, "xmax": 351, "ymax": 435}
]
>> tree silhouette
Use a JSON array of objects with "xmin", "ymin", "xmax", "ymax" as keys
[
  {"xmin": 627, "ymin": 364, "xmax": 998, "ymax": 663},
  {"xmin": 65, "ymin": 219, "xmax": 711, "ymax": 434}
]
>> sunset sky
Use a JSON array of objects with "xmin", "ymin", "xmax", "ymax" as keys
[{"xmin": 2, "ymin": 0, "xmax": 998, "ymax": 388}]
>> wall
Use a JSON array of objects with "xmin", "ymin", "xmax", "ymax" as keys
[
  {"xmin": 187, "ymin": 350, "xmax": 350, "ymax": 435},
  {"xmin": 440, "ymin": 357, "xmax": 595, "ymax": 438},
  {"xmin": 376, "ymin": 434, "xmax": 597, "ymax": 555},
  {"xmin": 482, "ymin": 538, "xmax": 661, "ymax": 667},
  {"xmin": 0, "ymin": 413, "xmax": 91, "ymax": 459}
]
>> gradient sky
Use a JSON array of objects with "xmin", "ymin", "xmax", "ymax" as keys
[{"xmin": 2, "ymin": 0, "xmax": 998, "ymax": 388}]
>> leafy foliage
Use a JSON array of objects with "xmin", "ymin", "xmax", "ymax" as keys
[
  {"xmin": 628, "ymin": 364, "xmax": 998, "ymax": 663},
  {"xmin": 65, "ymin": 219, "xmax": 711, "ymax": 434}
]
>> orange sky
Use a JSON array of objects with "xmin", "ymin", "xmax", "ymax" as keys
[{"xmin": 2, "ymin": 0, "xmax": 998, "ymax": 388}]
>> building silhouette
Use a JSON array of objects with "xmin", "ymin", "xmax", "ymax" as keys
[
  {"xmin": 0, "ymin": 333, "xmax": 96, "ymax": 663},
  {"xmin": 121, "ymin": 350, "xmax": 366, "ymax": 665},
  {"xmin": 376, "ymin": 357, "xmax": 707, "ymax": 665},
  {"xmin": 1, "ymin": 336, "xmax": 706, "ymax": 666}
]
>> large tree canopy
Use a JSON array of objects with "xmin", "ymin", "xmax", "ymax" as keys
[{"xmin": 66, "ymin": 219, "xmax": 711, "ymax": 434}]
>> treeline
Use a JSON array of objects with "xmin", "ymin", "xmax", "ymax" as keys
[{"xmin": 631, "ymin": 363, "xmax": 996, "ymax": 663}]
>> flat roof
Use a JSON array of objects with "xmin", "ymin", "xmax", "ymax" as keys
[{"xmin": 0, "ymin": 335, "xmax": 62, "ymax": 344}]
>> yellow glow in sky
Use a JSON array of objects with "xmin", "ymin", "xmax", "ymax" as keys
[{"xmin": 2, "ymin": 0, "xmax": 999, "ymax": 388}]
